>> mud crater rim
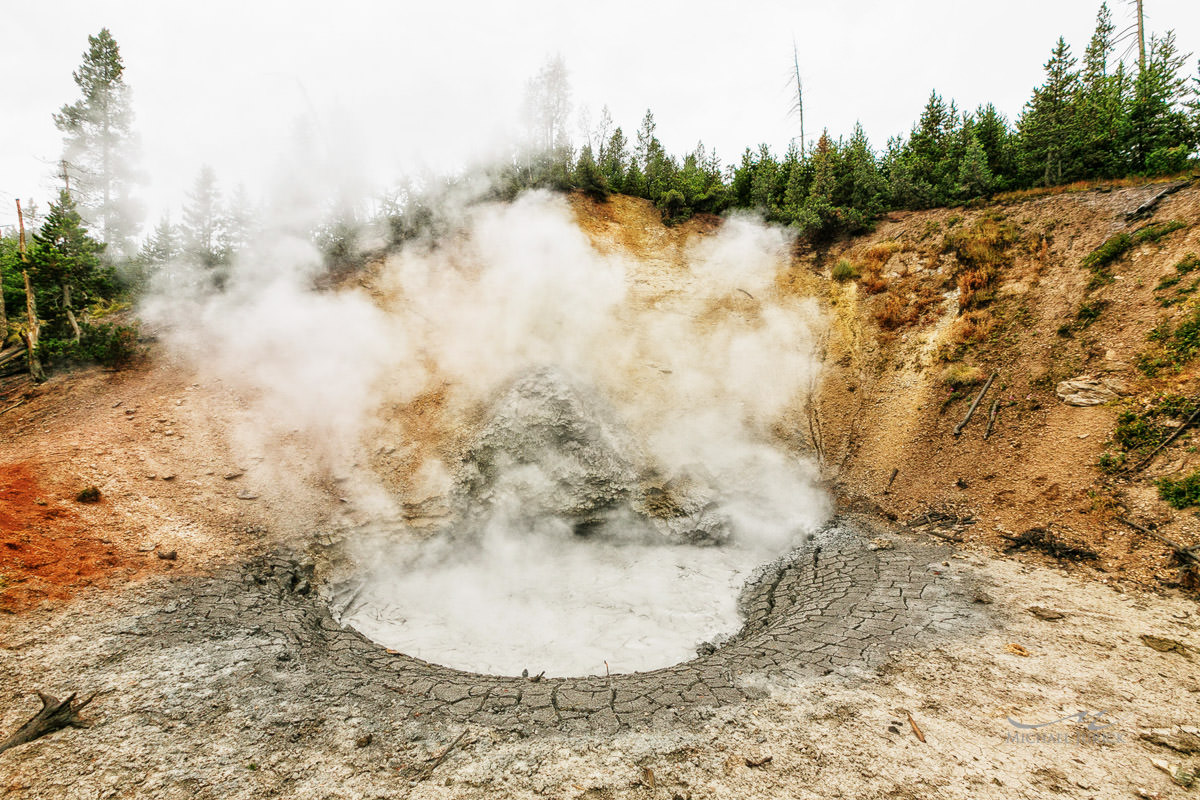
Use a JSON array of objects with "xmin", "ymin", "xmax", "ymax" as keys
[{"xmin": 307, "ymin": 515, "xmax": 987, "ymax": 683}]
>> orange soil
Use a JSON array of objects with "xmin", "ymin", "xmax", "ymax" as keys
[{"xmin": 0, "ymin": 461, "xmax": 147, "ymax": 612}]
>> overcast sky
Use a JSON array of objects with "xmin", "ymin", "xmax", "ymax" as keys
[{"xmin": 2, "ymin": 0, "xmax": 1197, "ymax": 232}]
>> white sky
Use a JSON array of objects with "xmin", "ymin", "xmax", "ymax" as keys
[{"xmin": 2, "ymin": 0, "xmax": 1197, "ymax": 231}]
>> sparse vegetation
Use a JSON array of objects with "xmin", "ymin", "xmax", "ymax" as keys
[
  {"xmin": 1156, "ymin": 470, "xmax": 1200, "ymax": 509},
  {"xmin": 1138, "ymin": 306, "xmax": 1200, "ymax": 375},
  {"xmin": 1098, "ymin": 395, "xmax": 1200, "ymax": 470},
  {"xmin": 831, "ymin": 259, "xmax": 859, "ymax": 282},
  {"xmin": 943, "ymin": 363, "xmax": 984, "ymax": 388},
  {"xmin": 1074, "ymin": 299, "xmax": 1108, "ymax": 328},
  {"xmin": 75, "ymin": 486, "xmax": 102, "ymax": 503},
  {"xmin": 942, "ymin": 215, "xmax": 1019, "ymax": 311},
  {"xmin": 1083, "ymin": 221, "xmax": 1187, "ymax": 291}
]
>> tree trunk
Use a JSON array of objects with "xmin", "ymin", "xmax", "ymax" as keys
[
  {"xmin": 63, "ymin": 284, "xmax": 82, "ymax": 344},
  {"xmin": 15, "ymin": 200, "xmax": 44, "ymax": 382},
  {"xmin": 0, "ymin": 691, "xmax": 95, "ymax": 754}
]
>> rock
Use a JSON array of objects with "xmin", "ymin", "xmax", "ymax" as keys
[
  {"xmin": 1028, "ymin": 606, "xmax": 1066, "ymax": 620},
  {"xmin": 868, "ymin": 538, "xmax": 895, "ymax": 551},
  {"xmin": 355, "ymin": 733, "xmax": 373, "ymax": 748},
  {"xmin": 156, "ymin": 549, "xmax": 177, "ymax": 561},
  {"xmin": 237, "ymin": 490, "xmax": 260, "ymax": 500},
  {"xmin": 1055, "ymin": 375, "xmax": 1127, "ymax": 406},
  {"xmin": 224, "ymin": 470, "xmax": 244, "ymax": 480}
]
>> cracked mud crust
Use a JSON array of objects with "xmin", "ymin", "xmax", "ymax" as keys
[{"xmin": 2, "ymin": 518, "xmax": 988, "ymax": 744}]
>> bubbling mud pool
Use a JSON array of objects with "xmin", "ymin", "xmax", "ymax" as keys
[{"xmin": 328, "ymin": 524, "xmax": 790, "ymax": 678}]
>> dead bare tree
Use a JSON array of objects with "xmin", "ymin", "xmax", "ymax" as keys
[
  {"xmin": 791, "ymin": 40, "xmax": 806, "ymax": 159},
  {"xmin": 15, "ymin": 200, "xmax": 44, "ymax": 382}
]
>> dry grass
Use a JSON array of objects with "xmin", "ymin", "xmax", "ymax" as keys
[
  {"xmin": 861, "ymin": 242, "xmax": 902, "ymax": 270},
  {"xmin": 951, "ymin": 310, "xmax": 995, "ymax": 345},
  {"xmin": 942, "ymin": 363, "xmax": 984, "ymax": 387},
  {"xmin": 992, "ymin": 173, "xmax": 1192, "ymax": 205},
  {"xmin": 861, "ymin": 270, "xmax": 889, "ymax": 295},
  {"xmin": 943, "ymin": 216, "xmax": 1020, "ymax": 313},
  {"xmin": 874, "ymin": 293, "xmax": 918, "ymax": 330}
]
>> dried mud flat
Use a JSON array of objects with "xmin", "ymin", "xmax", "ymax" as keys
[{"xmin": 1, "ymin": 530, "xmax": 1198, "ymax": 800}]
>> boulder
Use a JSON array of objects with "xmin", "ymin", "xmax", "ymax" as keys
[{"xmin": 1055, "ymin": 375, "xmax": 1127, "ymax": 407}]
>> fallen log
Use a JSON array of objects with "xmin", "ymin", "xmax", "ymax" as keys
[
  {"xmin": 0, "ymin": 691, "xmax": 96, "ymax": 755},
  {"xmin": 1125, "ymin": 180, "xmax": 1192, "ymax": 221},
  {"xmin": 1118, "ymin": 518, "xmax": 1200, "ymax": 567},
  {"xmin": 954, "ymin": 371, "xmax": 998, "ymax": 437},
  {"xmin": 983, "ymin": 398, "xmax": 1001, "ymax": 440}
]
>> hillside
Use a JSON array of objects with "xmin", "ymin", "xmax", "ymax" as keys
[{"xmin": 567, "ymin": 182, "xmax": 1200, "ymax": 590}]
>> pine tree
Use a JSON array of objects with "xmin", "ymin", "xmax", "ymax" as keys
[
  {"xmin": 904, "ymin": 91, "xmax": 959, "ymax": 207},
  {"xmin": 957, "ymin": 131, "xmax": 995, "ymax": 199},
  {"xmin": 972, "ymin": 104, "xmax": 1016, "ymax": 187},
  {"xmin": 219, "ymin": 184, "xmax": 257, "ymax": 261},
  {"xmin": 53, "ymin": 29, "xmax": 142, "ymax": 254},
  {"xmin": 181, "ymin": 166, "xmax": 224, "ymax": 269},
  {"xmin": 30, "ymin": 190, "xmax": 107, "ymax": 343},
  {"xmin": 572, "ymin": 144, "xmax": 609, "ymax": 200},
  {"xmin": 522, "ymin": 55, "xmax": 572, "ymax": 154},
  {"xmin": 1018, "ymin": 37, "xmax": 1083, "ymax": 185},
  {"xmin": 1127, "ymin": 31, "xmax": 1193, "ymax": 173},
  {"xmin": 1077, "ymin": 3, "xmax": 1130, "ymax": 177},
  {"xmin": 138, "ymin": 216, "xmax": 182, "ymax": 265},
  {"xmin": 599, "ymin": 127, "xmax": 628, "ymax": 193},
  {"xmin": 842, "ymin": 123, "xmax": 886, "ymax": 215}
]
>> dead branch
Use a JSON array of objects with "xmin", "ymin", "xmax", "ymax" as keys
[
  {"xmin": 1118, "ymin": 518, "xmax": 1200, "ymax": 567},
  {"xmin": 983, "ymin": 398, "xmax": 1001, "ymax": 440},
  {"xmin": 1002, "ymin": 527, "xmax": 1098, "ymax": 562},
  {"xmin": 885, "ymin": 467, "xmax": 899, "ymax": 491},
  {"xmin": 0, "ymin": 691, "xmax": 96, "ymax": 755},
  {"xmin": 954, "ymin": 371, "xmax": 998, "ymax": 437},
  {"xmin": 922, "ymin": 530, "xmax": 964, "ymax": 543},
  {"xmin": 424, "ymin": 729, "xmax": 467, "ymax": 773}
]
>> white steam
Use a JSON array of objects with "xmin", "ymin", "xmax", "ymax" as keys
[{"xmin": 143, "ymin": 190, "xmax": 831, "ymax": 676}]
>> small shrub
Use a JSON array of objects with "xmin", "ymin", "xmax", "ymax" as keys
[
  {"xmin": 860, "ymin": 270, "xmax": 889, "ymax": 295},
  {"xmin": 1156, "ymin": 470, "xmax": 1200, "ymax": 509},
  {"xmin": 657, "ymin": 189, "xmax": 690, "ymax": 225},
  {"xmin": 952, "ymin": 310, "xmax": 993, "ymax": 346},
  {"xmin": 1097, "ymin": 452, "xmax": 1126, "ymax": 473},
  {"xmin": 76, "ymin": 486, "xmax": 102, "ymax": 503},
  {"xmin": 1082, "ymin": 232, "xmax": 1133, "ymax": 272},
  {"xmin": 831, "ymin": 259, "xmax": 859, "ymax": 282},
  {"xmin": 874, "ymin": 293, "xmax": 918, "ymax": 330},
  {"xmin": 1175, "ymin": 253, "xmax": 1200, "ymax": 275},
  {"xmin": 942, "ymin": 363, "xmax": 984, "ymax": 388},
  {"xmin": 80, "ymin": 321, "xmax": 144, "ymax": 368},
  {"xmin": 1074, "ymin": 300, "xmax": 1108, "ymax": 329}
]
